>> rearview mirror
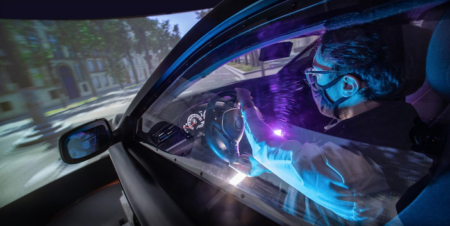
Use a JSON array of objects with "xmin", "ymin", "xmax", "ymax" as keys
[
  {"xmin": 59, "ymin": 119, "xmax": 113, "ymax": 164},
  {"xmin": 259, "ymin": 42, "xmax": 293, "ymax": 62}
]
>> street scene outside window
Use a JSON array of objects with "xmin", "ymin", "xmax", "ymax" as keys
[{"xmin": 0, "ymin": 9, "xmax": 211, "ymax": 208}]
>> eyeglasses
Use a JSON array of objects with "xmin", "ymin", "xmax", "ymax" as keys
[
  {"xmin": 304, "ymin": 67, "xmax": 339, "ymax": 85},
  {"xmin": 304, "ymin": 67, "xmax": 355, "ymax": 85}
]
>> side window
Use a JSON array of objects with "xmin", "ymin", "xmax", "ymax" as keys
[
  {"xmin": 182, "ymin": 36, "xmax": 318, "ymax": 95},
  {"xmin": 102, "ymin": 75, "xmax": 109, "ymax": 86},
  {"xmin": 87, "ymin": 59, "xmax": 96, "ymax": 72},
  {"xmin": 96, "ymin": 59, "xmax": 104, "ymax": 71},
  {"xmin": 74, "ymin": 64, "xmax": 83, "ymax": 81},
  {"xmin": 140, "ymin": 35, "xmax": 326, "ymax": 223},
  {"xmin": 140, "ymin": 27, "xmax": 436, "ymax": 225},
  {"xmin": 93, "ymin": 76, "xmax": 101, "ymax": 88}
]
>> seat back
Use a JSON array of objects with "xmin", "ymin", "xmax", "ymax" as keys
[
  {"xmin": 404, "ymin": 14, "xmax": 450, "ymax": 125},
  {"xmin": 397, "ymin": 6, "xmax": 450, "ymax": 225}
]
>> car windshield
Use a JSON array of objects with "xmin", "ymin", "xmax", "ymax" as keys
[
  {"xmin": 137, "ymin": 5, "xmax": 448, "ymax": 225},
  {"xmin": 0, "ymin": 9, "xmax": 211, "ymax": 208}
]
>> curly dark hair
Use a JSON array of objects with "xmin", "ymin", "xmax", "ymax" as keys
[{"xmin": 320, "ymin": 24, "xmax": 405, "ymax": 100}]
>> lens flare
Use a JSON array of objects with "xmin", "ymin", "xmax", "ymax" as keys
[
  {"xmin": 274, "ymin": 129, "xmax": 283, "ymax": 136},
  {"xmin": 229, "ymin": 172, "xmax": 247, "ymax": 186}
]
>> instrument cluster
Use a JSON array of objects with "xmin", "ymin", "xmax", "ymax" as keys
[{"xmin": 181, "ymin": 108, "xmax": 207, "ymax": 137}]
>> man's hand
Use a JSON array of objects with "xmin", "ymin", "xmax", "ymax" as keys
[
  {"xmin": 235, "ymin": 88, "xmax": 252, "ymax": 101},
  {"xmin": 235, "ymin": 88, "xmax": 254, "ymax": 110},
  {"xmin": 235, "ymin": 88, "xmax": 252, "ymax": 104},
  {"xmin": 248, "ymin": 156, "xmax": 271, "ymax": 177},
  {"xmin": 230, "ymin": 153, "xmax": 271, "ymax": 177}
]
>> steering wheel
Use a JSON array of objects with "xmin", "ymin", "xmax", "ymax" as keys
[{"xmin": 204, "ymin": 90, "xmax": 245, "ymax": 164}]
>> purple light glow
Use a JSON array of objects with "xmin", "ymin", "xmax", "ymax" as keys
[{"xmin": 274, "ymin": 129, "xmax": 283, "ymax": 136}]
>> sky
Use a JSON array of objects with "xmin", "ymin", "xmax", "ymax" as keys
[{"xmin": 148, "ymin": 11, "xmax": 201, "ymax": 37}]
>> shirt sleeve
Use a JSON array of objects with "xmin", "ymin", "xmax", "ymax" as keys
[{"xmin": 242, "ymin": 108, "xmax": 390, "ymax": 221}]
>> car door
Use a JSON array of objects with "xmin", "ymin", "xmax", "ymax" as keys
[{"xmin": 110, "ymin": 0, "xmax": 449, "ymax": 225}]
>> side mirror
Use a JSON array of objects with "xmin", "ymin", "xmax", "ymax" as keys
[
  {"xmin": 59, "ymin": 119, "xmax": 113, "ymax": 164},
  {"xmin": 259, "ymin": 42, "xmax": 293, "ymax": 62}
]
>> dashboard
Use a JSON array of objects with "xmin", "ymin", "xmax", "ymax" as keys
[
  {"xmin": 180, "ymin": 106, "xmax": 207, "ymax": 137},
  {"xmin": 141, "ymin": 91, "xmax": 233, "ymax": 157},
  {"xmin": 142, "ymin": 95, "xmax": 210, "ymax": 155}
]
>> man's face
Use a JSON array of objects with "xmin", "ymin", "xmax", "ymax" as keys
[
  {"xmin": 311, "ymin": 48, "xmax": 343, "ymax": 103},
  {"xmin": 310, "ymin": 46, "xmax": 369, "ymax": 119}
]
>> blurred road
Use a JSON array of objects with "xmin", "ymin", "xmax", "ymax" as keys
[
  {"xmin": 0, "ymin": 86, "xmax": 140, "ymax": 208},
  {"xmin": 180, "ymin": 66, "xmax": 243, "ymax": 96},
  {"xmin": 179, "ymin": 63, "xmax": 279, "ymax": 97}
]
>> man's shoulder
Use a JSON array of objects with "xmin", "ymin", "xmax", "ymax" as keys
[
  {"xmin": 326, "ymin": 101, "xmax": 419, "ymax": 149},
  {"xmin": 379, "ymin": 101, "xmax": 419, "ymax": 123},
  {"xmin": 355, "ymin": 101, "xmax": 418, "ymax": 125}
]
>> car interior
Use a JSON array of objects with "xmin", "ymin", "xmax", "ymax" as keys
[{"xmin": 1, "ymin": 0, "xmax": 449, "ymax": 225}]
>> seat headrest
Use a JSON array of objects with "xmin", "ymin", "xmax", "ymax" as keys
[{"xmin": 426, "ymin": 9, "xmax": 450, "ymax": 101}]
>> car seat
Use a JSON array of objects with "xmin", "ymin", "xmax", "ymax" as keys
[
  {"xmin": 405, "ymin": 4, "xmax": 450, "ymax": 126},
  {"xmin": 395, "ymin": 5, "xmax": 450, "ymax": 225}
]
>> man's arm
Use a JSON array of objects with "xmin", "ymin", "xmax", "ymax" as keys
[{"xmin": 242, "ymin": 107, "xmax": 390, "ymax": 221}]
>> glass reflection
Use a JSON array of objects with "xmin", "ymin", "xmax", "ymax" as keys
[{"xmin": 67, "ymin": 126, "xmax": 107, "ymax": 159}]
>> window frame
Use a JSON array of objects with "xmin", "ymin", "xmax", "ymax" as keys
[
  {"xmin": 87, "ymin": 59, "xmax": 96, "ymax": 72},
  {"xmin": 96, "ymin": 59, "xmax": 104, "ymax": 71},
  {"xmin": 93, "ymin": 76, "xmax": 101, "ymax": 88}
]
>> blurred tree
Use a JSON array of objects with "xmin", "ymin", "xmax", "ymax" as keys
[
  {"xmin": 10, "ymin": 22, "xmax": 53, "ymax": 69},
  {"xmin": 127, "ymin": 18, "xmax": 181, "ymax": 75},
  {"xmin": 250, "ymin": 50, "xmax": 261, "ymax": 67},
  {"xmin": 0, "ymin": 21, "xmax": 56, "ymax": 89},
  {"xmin": 52, "ymin": 20, "xmax": 101, "ymax": 97},
  {"xmin": 105, "ymin": 54, "xmax": 127, "ymax": 89},
  {"xmin": 0, "ymin": 21, "xmax": 33, "ymax": 87},
  {"xmin": 27, "ymin": 22, "xmax": 69, "ymax": 107},
  {"xmin": 126, "ymin": 18, "xmax": 159, "ymax": 77},
  {"xmin": 93, "ymin": 19, "xmax": 140, "ymax": 84},
  {"xmin": 150, "ymin": 21, "xmax": 181, "ymax": 61},
  {"xmin": 0, "ymin": 20, "xmax": 49, "ymax": 124},
  {"xmin": 0, "ymin": 20, "xmax": 74, "ymax": 146},
  {"xmin": 195, "ymin": 9, "xmax": 213, "ymax": 19}
]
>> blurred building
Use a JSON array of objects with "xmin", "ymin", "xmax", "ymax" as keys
[{"xmin": 0, "ymin": 21, "xmax": 157, "ymax": 122}]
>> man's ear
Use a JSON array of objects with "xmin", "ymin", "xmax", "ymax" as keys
[{"xmin": 341, "ymin": 75, "xmax": 361, "ymax": 97}]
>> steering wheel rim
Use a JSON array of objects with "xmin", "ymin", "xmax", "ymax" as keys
[{"xmin": 204, "ymin": 90, "xmax": 244, "ymax": 163}]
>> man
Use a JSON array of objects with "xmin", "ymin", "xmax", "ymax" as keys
[
  {"xmin": 235, "ymin": 25, "xmax": 431, "ymax": 225},
  {"xmin": 308, "ymin": 25, "xmax": 417, "ymax": 150}
]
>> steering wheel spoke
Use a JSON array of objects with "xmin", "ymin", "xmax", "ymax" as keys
[
  {"xmin": 204, "ymin": 91, "xmax": 245, "ymax": 163},
  {"xmin": 212, "ymin": 121, "xmax": 222, "ymax": 130}
]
